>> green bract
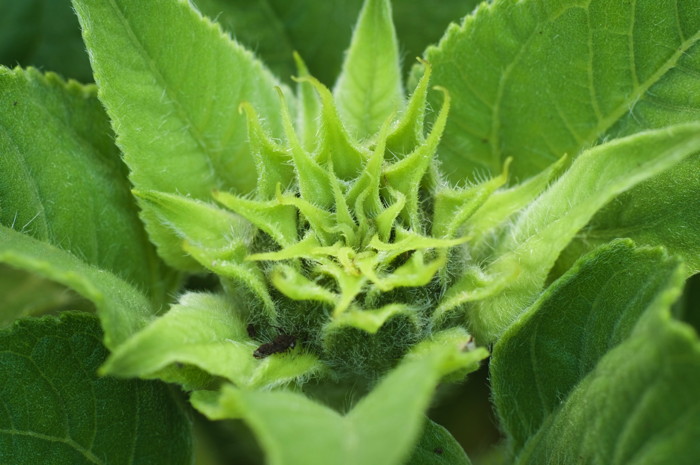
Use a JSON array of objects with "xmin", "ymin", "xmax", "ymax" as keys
[{"xmin": 2, "ymin": 0, "xmax": 699, "ymax": 463}]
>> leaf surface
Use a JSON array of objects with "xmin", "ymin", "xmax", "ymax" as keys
[
  {"xmin": 492, "ymin": 240, "xmax": 700, "ymax": 463},
  {"xmin": 423, "ymin": 0, "xmax": 700, "ymax": 183},
  {"xmin": 0, "ymin": 313, "xmax": 192, "ymax": 465},
  {"xmin": 0, "ymin": 67, "xmax": 172, "ymax": 306},
  {"xmin": 191, "ymin": 329, "xmax": 487, "ymax": 465},
  {"xmin": 564, "ymin": 154, "xmax": 700, "ymax": 275},
  {"xmin": 333, "ymin": 0, "xmax": 403, "ymax": 139}
]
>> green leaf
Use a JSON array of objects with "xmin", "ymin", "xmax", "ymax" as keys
[
  {"xmin": 103, "ymin": 292, "xmax": 322, "ymax": 390},
  {"xmin": 491, "ymin": 239, "xmax": 683, "ymax": 451},
  {"xmin": 0, "ymin": 226, "xmax": 154, "ymax": 349},
  {"xmin": 0, "ymin": 312, "xmax": 192, "ymax": 465},
  {"xmin": 72, "ymin": 0, "xmax": 294, "ymax": 266},
  {"xmin": 333, "ymin": 0, "xmax": 403, "ymax": 139},
  {"xmin": 406, "ymin": 418, "xmax": 472, "ymax": 465},
  {"xmin": 491, "ymin": 240, "xmax": 700, "ymax": 463},
  {"xmin": 73, "ymin": 0, "xmax": 291, "ymax": 196},
  {"xmin": 566, "ymin": 154, "xmax": 700, "ymax": 275},
  {"xmin": 514, "ymin": 317, "xmax": 700, "ymax": 465},
  {"xmin": 456, "ymin": 122, "xmax": 700, "ymax": 342},
  {"xmin": 192, "ymin": 0, "xmax": 481, "ymax": 86},
  {"xmin": 0, "ymin": 0, "xmax": 93, "ymax": 82},
  {"xmin": 0, "ymin": 67, "xmax": 172, "ymax": 306},
  {"xmin": 191, "ymin": 328, "xmax": 487, "ymax": 465},
  {"xmin": 133, "ymin": 190, "xmax": 251, "ymax": 271},
  {"xmin": 423, "ymin": 0, "xmax": 700, "ymax": 183}
]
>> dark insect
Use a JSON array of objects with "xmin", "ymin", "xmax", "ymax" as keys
[
  {"xmin": 246, "ymin": 323, "xmax": 257, "ymax": 338},
  {"xmin": 253, "ymin": 333, "xmax": 296, "ymax": 359},
  {"xmin": 433, "ymin": 447, "xmax": 444, "ymax": 455},
  {"xmin": 12, "ymin": 101, "xmax": 17, "ymax": 107}
]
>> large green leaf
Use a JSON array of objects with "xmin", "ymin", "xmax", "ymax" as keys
[
  {"xmin": 441, "ymin": 122, "xmax": 700, "ymax": 342},
  {"xmin": 73, "ymin": 0, "xmax": 290, "ymax": 197},
  {"xmin": 491, "ymin": 240, "xmax": 682, "ymax": 450},
  {"xmin": 0, "ymin": 67, "xmax": 172, "ymax": 306},
  {"xmin": 191, "ymin": 329, "xmax": 487, "ymax": 465},
  {"xmin": 72, "ymin": 0, "xmax": 294, "ymax": 269},
  {"xmin": 192, "ymin": 0, "xmax": 481, "ymax": 86},
  {"xmin": 0, "ymin": 312, "xmax": 192, "ymax": 465},
  {"xmin": 0, "ymin": 0, "xmax": 92, "ymax": 82},
  {"xmin": 423, "ymin": 0, "xmax": 700, "ymax": 183},
  {"xmin": 491, "ymin": 240, "xmax": 700, "ymax": 463},
  {"xmin": 0, "ymin": 226, "xmax": 153, "ymax": 349}
]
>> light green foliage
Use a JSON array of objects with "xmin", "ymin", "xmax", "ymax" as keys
[
  {"xmin": 0, "ymin": 67, "xmax": 171, "ymax": 306},
  {"xmin": 191, "ymin": 330, "xmax": 486, "ymax": 465},
  {"xmin": 565, "ymin": 154, "xmax": 700, "ymax": 274},
  {"xmin": 333, "ymin": 0, "xmax": 404, "ymax": 140},
  {"xmin": 422, "ymin": 0, "xmax": 700, "ymax": 183},
  {"xmin": 491, "ymin": 240, "xmax": 700, "ymax": 463},
  {"xmin": 72, "ymin": 0, "xmax": 294, "ymax": 275},
  {"xmin": 0, "ymin": 313, "xmax": 192, "ymax": 464},
  {"xmin": 102, "ymin": 292, "xmax": 322, "ymax": 390},
  {"xmin": 0, "ymin": 0, "xmax": 93, "ymax": 82}
]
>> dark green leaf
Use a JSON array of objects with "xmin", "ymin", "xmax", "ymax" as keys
[
  {"xmin": 0, "ymin": 312, "xmax": 192, "ymax": 464},
  {"xmin": 492, "ymin": 240, "xmax": 700, "ymax": 463}
]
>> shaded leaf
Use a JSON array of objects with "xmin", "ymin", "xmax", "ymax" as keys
[
  {"xmin": 0, "ymin": 312, "xmax": 192, "ymax": 465},
  {"xmin": 492, "ymin": 240, "xmax": 700, "ymax": 464},
  {"xmin": 0, "ymin": 226, "xmax": 154, "ymax": 349}
]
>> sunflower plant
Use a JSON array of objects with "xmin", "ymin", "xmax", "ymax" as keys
[{"xmin": 1, "ymin": 0, "xmax": 699, "ymax": 463}]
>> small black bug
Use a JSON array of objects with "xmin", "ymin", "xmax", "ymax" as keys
[
  {"xmin": 246, "ymin": 323, "xmax": 257, "ymax": 338},
  {"xmin": 253, "ymin": 333, "xmax": 296, "ymax": 359},
  {"xmin": 433, "ymin": 447, "xmax": 444, "ymax": 455}
]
